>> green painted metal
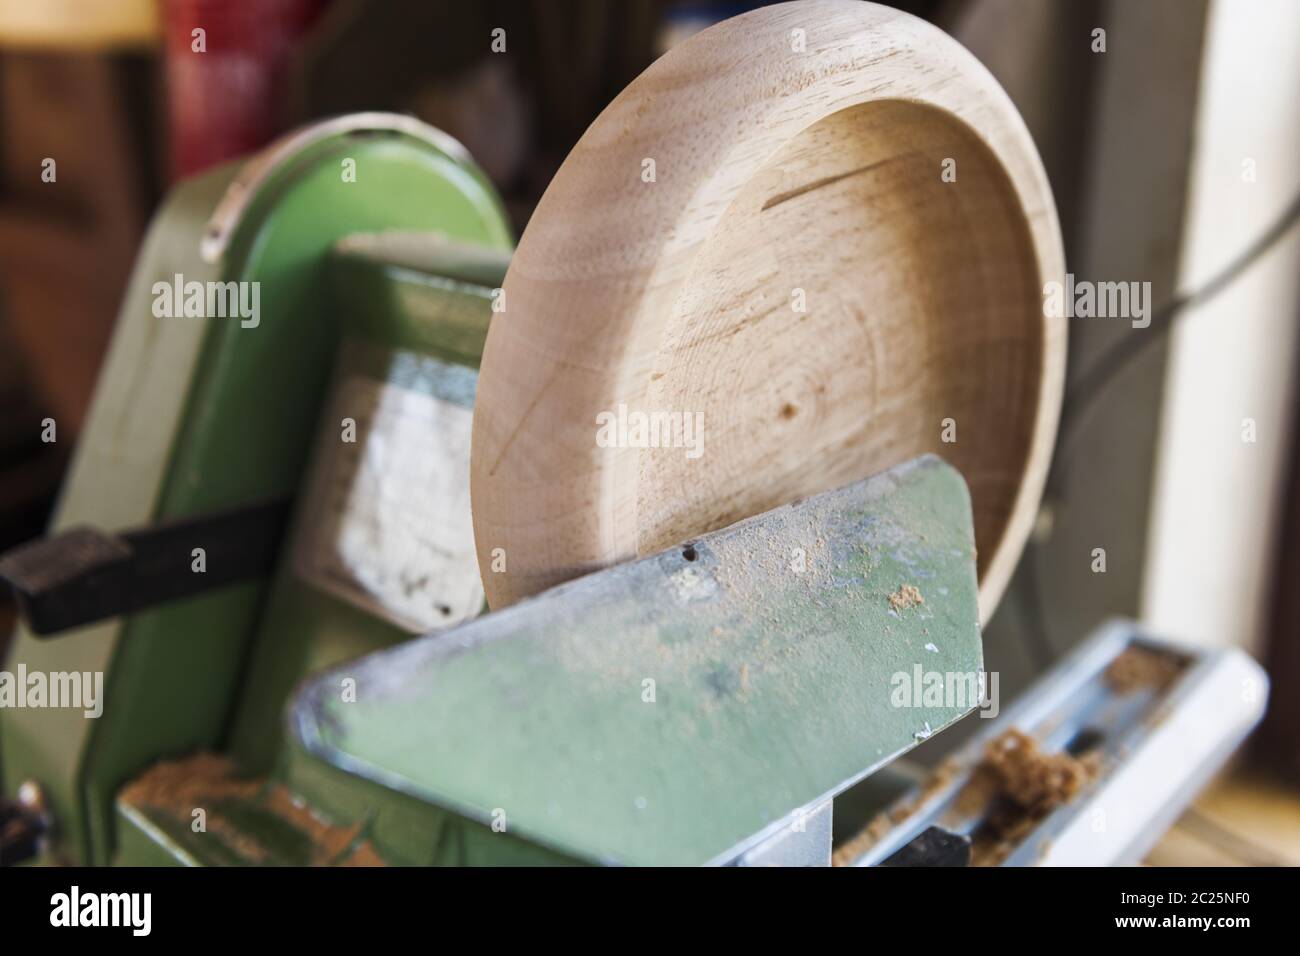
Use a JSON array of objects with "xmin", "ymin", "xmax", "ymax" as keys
[
  {"xmin": 1, "ymin": 166, "xmax": 238, "ymax": 866},
  {"xmin": 225, "ymin": 237, "xmax": 507, "ymax": 776},
  {"xmin": 2, "ymin": 117, "xmax": 513, "ymax": 864},
  {"xmin": 292, "ymin": 455, "xmax": 982, "ymax": 866},
  {"xmin": 113, "ymin": 808, "xmax": 196, "ymax": 867},
  {"xmin": 110, "ymin": 229, "xmax": 509, "ymax": 865},
  {"xmin": 113, "ymin": 745, "xmax": 576, "ymax": 866},
  {"xmin": 279, "ymin": 743, "xmax": 578, "ymax": 865},
  {"xmin": 330, "ymin": 231, "xmax": 510, "ymax": 365}
]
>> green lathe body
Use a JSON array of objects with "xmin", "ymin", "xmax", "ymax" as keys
[{"xmin": 1, "ymin": 115, "xmax": 512, "ymax": 865}]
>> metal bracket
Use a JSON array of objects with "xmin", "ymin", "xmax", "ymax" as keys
[{"xmin": 837, "ymin": 622, "xmax": 1269, "ymax": 866}]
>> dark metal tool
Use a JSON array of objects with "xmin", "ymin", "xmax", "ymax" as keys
[
  {"xmin": 880, "ymin": 826, "xmax": 972, "ymax": 866},
  {"xmin": 0, "ymin": 499, "xmax": 290, "ymax": 636}
]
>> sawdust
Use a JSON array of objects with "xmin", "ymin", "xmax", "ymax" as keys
[
  {"xmin": 830, "ymin": 758, "xmax": 962, "ymax": 866},
  {"xmin": 121, "ymin": 752, "xmax": 386, "ymax": 866},
  {"xmin": 338, "ymin": 842, "xmax": 389, "ymax": 866},
  {"xmin": 888, "ymin": 584, "xmax": 924, "ymax": 611},
  {"xmin": 830, "ymin": 811, "xmax": 896, "ymax": 867},
  {"xmin": 707, "ymin": 516, "xmax": 831, "ymax": 606},
  {"xmin": 607, "ymin": 511, "xmax": 839, "ymax": 711},
  {"xmin": 974, "ymin": 729, "xmax": 1096, "ymax": 814},
  {"xmin": 1104, "ymin": 645, "xmax": 1184, "ymax": 695},
  {"xmin": 260, "ymin": 785, "xmax": 377, "ymax": 865},
  {"xmin": 121, "ymin": 751, "xmax": 261, "ymax": 806},
  {"xmin": 954, "ymin": 729, "xmax": 1101, "ymax": 866},
  {"xmin": 832, "ymin": 730, "xmax": 1102, "ymax": 867}
]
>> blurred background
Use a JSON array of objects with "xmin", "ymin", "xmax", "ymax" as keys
[{"xmin": 0, "ymin": 0, "xmax": 1296, "ymax": 864}]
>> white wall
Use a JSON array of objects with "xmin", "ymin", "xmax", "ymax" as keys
[{"xmin": 1142, "ymin": 0, "xmax": 1300, "ymax": 653}]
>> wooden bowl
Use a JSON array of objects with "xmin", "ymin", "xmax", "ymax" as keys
[{"xmin": 472, "ymin": 0, "xmax": 1065, "ymax": 622}]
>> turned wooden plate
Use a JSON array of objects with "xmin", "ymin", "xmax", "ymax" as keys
[{"xmin": 471, "ymin": 0, "xmax": 1065, "ymax": 621}]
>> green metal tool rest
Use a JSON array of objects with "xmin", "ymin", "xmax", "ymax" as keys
[{"xmin": 293, "ymin": 455, "xmax": 982, "ymax": 866}]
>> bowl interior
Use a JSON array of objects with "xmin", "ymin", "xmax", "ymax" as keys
[{"xmin": 636, "ymin": 99, "xmax": 1044, "ymax": 581}]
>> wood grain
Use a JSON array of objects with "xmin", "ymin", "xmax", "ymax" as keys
[{"xmin": 472, "ymin": 0, "xmax": 1065, "ymax": 621}]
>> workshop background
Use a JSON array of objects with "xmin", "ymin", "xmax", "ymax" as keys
[{"xmin": 0, "ymin": 0, "xmax": 1297, "ymax": 864}]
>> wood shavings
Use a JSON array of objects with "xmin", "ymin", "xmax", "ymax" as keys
[
  {"xmin": 120, "ymin": 752, "xmax": 386, "ymax": 866},
  {"xmin": 956, "ymin": 729, "xmax": 1101, "ymax": 866},
  {"xmin": 888, "ymin": 584, "xmax": 924, "ymax": 611},
  {"xmin": 832, "ymin": 730, "xmax": 1102, "ymax": 868},
  {"xmin": 1105, "ymin": 645, "xmax": 1185, "ymax": 695}
]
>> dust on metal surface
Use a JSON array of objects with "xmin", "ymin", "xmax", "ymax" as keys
[{"xmin": 294, "ymin": 454, "xmax": 982, "ymax": 866}]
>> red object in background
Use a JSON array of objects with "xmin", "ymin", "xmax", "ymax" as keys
[{"xmin": 162, "ymin": 0, "xmax": 327, "ymax": 180}]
